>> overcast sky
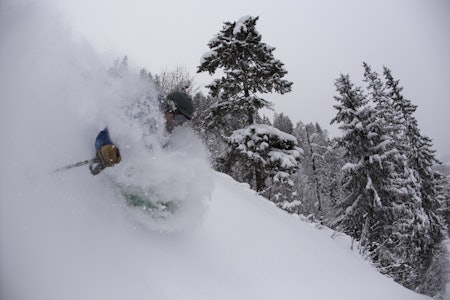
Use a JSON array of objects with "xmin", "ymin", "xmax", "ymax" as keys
[{"xmin": 47, "ymin": 0, "xmax": 450, "ymax": 155}]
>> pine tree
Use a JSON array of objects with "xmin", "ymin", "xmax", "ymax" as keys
[
  {"xmin": 384, "ymin": 67, "xmax": 448, "ymax": 297},
  {"xmin": 273, "ymin": 113, "xmax": 294, "ymax": 134},
  {"xmin": 191, "ymin": 92, "xmax": 230, "ymax": 171},
  {"xmin": 384, "ymin": 67, "xmax": 446, "ymax": 237},
  {"xmin": 197, "ymin": 15, "xmax": 292, "ymax": 126},
  {"xmin": 260, "ymin": 115, "xmax": 272, "ymax": 126},
  {"xmin": 197, "ymin": 16, "xmax": 295, "ymax": 193},
  {"xmin": 109, "ymin": 55, "xmax": 128, "ymax": 78},
  {"xmin": 226, "ymin": 124, "xmax": 302, "ymax": 193},
  {"xmin": 330, "ymin": 73, "xmax": 378, "ymax": 240},
  {"xmin": 362, "ymin": 64, "xmax": 430, "ymax": 288},
  {"xmin": 293, "ymin": 122, "xmax": 330, "ymax": 216},
  {"xmin": 331, "ymin": 68, "xmax": 432, "ymax": 289},
  {"xmin": 330, "ymin": 64, "xmax": 450, "ymax": 296}
]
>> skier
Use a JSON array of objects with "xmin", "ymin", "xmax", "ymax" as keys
[
  {"xmin": 54, "ymin": 88, "xmax": 194, "ymax": 176},
  {"xmin": 88, "ymin": 91, "xmax": 193, "ymax": 175},
  {"xmin": 164, "ymin": 87, "xmax": 195, "ymax": 132},
  {"xmin": 89, "ymin": 127, "xmax": 122, "ymax": 175}
]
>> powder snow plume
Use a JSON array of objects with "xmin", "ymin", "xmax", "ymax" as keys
[{"xmin": 0, "ymin": 0, "xmax": 213, "ymax": 237}]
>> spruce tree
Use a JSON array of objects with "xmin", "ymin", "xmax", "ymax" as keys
[
  {"xmin": 109, "ymin": 55, "xmax": 128, "ymax": 78},
  {"xmin": 362, "ymin": 64, "xmax": 431, "ymax": 289},
  {"xmin": 331, "ymin": 64, "xmax": 449, "ymax": 297},
  {"xmin": 330, "ymin": 73, "xmax": 381, "ymax": 241},
  {"xmin": 273, "ymin": 113, "xmax": 294, "ymax": 134},
  {"xmin": 384, "ymin": 68, "xmax": 446, "ymax": 237},
  {"xmin": 197, "ymin": 16, "xmax": 295, "ymax": 194},
  {"xmin": 293, "ymin": 122, "xmax": 329, "ymax": 216},
  {"xmin": 331, "ymin": 67, "xmax": 431, "ymax": 289},
  {"xmin": 226, "ymin": 124, "xmax": 302, "ymax": 193},
  {"xmin": 197, "ymin": 16, "xmax": 292, "ymax": 127},
  {"xmin": 384, "ymin": 67, "xmax": 448, "ymax": 297}
]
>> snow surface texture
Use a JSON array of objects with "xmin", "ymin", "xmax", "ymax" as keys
[{"xmin": 0, "ymin": 2, "xmax": 435, "ymax": 300}]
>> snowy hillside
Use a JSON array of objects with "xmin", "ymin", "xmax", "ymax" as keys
[
  {"xmin": 0, "ymin": 170, "xmax": 433, "ymax": 300},
  {"xmin": 0, "ymin": 2, "xmax": 435, "ymax": 300}
]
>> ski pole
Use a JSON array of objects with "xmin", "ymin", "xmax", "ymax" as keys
[{"xmin": 52, "ymin": 159, "xmax": 95, "ymax": 173}]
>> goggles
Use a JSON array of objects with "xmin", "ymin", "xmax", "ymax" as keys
[
  {"xmin": 164, "ymin": 99, "xmax": 190, "ymax": 130},
  {"xmin": 172, "ymin": 112, "xmax": 189, "ymax": 126},
  {"xmin": 165, "ymin": 110, "xmax": 190, "ymax": 132}
]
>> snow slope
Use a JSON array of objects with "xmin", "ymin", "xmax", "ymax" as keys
[
  {"xmin": 0, "ymin": 2, "xmax": 433, "ymax": 300},
  {"xmin": 0, "ymin": 170, "xmax": 432, "ymax": 300}
]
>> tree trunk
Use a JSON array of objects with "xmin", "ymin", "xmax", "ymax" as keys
[
  {"xmin": 306, "ymin": 127, "xmax": 322, "ymax": 212},
  {"xmin": 244, "ymin": 88, "xmax": 254, "ymax": 125},
  {"xmin": 255, "ymin": 165, "xmax": 264, "ymax": 192},
  {"xmin": 248, "ymin": 111, "xmax": 254, "ymax": 125}
]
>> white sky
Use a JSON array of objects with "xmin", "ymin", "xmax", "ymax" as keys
[{"xmin": 48, "ymin": 0, "xmax": 449, "ymax": 155}]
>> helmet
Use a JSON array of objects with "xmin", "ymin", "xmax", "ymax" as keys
[{"xmin": 166, "ymin": 91, "xmax": 195, "ymax": 119}]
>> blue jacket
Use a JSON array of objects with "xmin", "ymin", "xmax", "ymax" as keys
[{"xmin": 95, "ymin": 128, "xmax": 113, "ymax": 152}]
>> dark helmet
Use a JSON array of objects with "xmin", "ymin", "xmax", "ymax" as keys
[{"xmin": 166, "ymin": 91, "xmax": 195, "ymax": 119}]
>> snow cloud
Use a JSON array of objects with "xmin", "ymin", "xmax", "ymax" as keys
[{"xmin": 1, "ymin": 3, "xmax": 213, "ymax": 299}]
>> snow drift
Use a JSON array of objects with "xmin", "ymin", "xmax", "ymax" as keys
[{"xmin": 0, "ymin": 2, "xmax": 433, "ymax": 300}]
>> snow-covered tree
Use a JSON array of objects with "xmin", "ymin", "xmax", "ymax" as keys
[
  {"xmin": 109, "ymin": 55, "xmax": 128, "ymax": 78},
  {"xmin": 384, "ymin": 67, "xmax": 446, "ymax": 239},
  {"xmin": 225, "ymin": 124, "xmax": 302, "ymax": 194},
  {"xmin": 197, "ymin": 16, "xmax": 295, "ymax": 194},
  {"xmin": 273, "ymin": 113, "xmax": 294, "ymax": 134},
  {"xmin": 383, "ymin": 67, "xmax": 448, "ymax": 297},
  {"xmin": 330, "ymin": 67, "xmax": 435, "ymax": 291},
  {"xmin": 330, "ymin": 64, "xmax": 449, "ymax": 297},
  {"xmin": 190, "ymin": 92, "xmax": 230, "ymax": 170},
  {"xmin": 259, "ymin": 115, "xmax": 272, "ymax": 126},
  {"xmin": 291, "ymin": 122, "xmax": 341, "ymax": 220},
  {"xmin": 330, "ymin": 74, "xmax": 375, "ymax": 239},
  {"xmin": 197, "ymin": 15, "xmax": 292, "ymax": 127}
]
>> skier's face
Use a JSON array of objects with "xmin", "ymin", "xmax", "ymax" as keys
[
  {"xmin": 165, "ymin": 112, "xmax": 189, "ymax": 132},
  {"xmin": 165, "ymin": 112, "xmax": 175, "ymax": 132}
]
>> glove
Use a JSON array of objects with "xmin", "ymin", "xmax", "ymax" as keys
[
  {"xmin": 89, "ymin": 144, "xmax": 121, "ymax": 176},
  {"xmin": 98, "ymin": 144, "xmax": 121, "ymax": 166}
]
